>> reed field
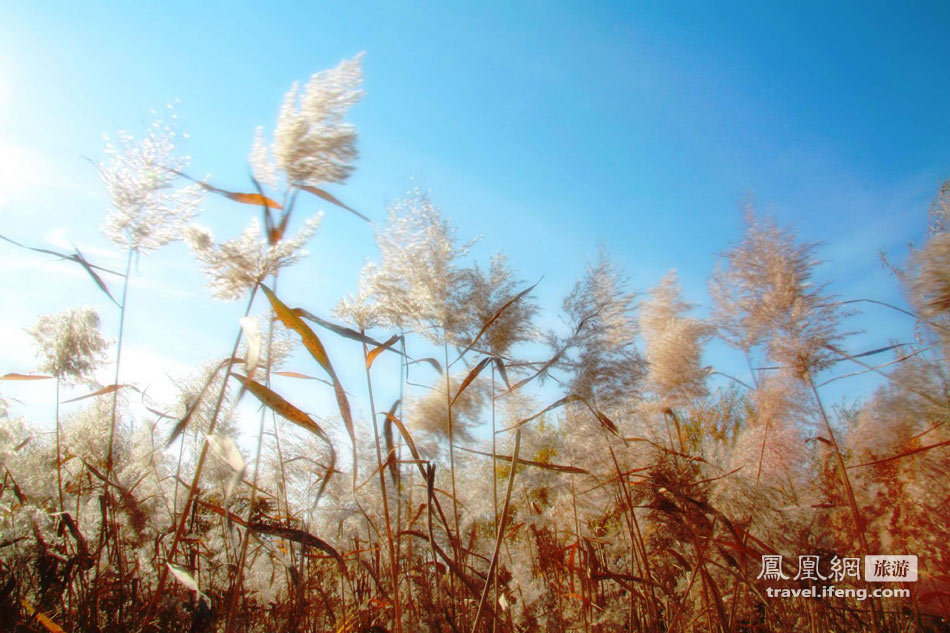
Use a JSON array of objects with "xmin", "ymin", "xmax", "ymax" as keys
[{"xmin": 0, "ymin": 54, "xmax": 948, "ymax": 633}]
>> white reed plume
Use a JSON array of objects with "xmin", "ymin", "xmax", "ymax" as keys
[{"xmin": 99, "ymin": 109, "xmax": 203, "ymax": 253}]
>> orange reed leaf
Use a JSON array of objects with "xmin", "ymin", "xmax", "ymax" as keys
[
  {"xmin": 366, "ymin": 334, "xmax": 401, "ymax": 370},
  {"xmin": 1, "ymin": 373, "xmax": 53, "ymax": 380},
  {"xmin": 61, "ymin": 383, "xmax": 130, "ymax": 404}
]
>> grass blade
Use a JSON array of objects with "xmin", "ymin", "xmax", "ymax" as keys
[
  {"xmin": 459, "ymin": 279, "xmax": 540, "ymax": 358},
  {"xmin": 61, "ymin": 384, "xmax": 130, "ymax": 404},
  {"xmin": 231, "ymin": 373, "xmax": 337, "ymax": 501},
  {"xmin": 261, "ymin": 285, "xmax": 358, "ymax": 484},
  {"xmin": 366, "ymin": 334, "xmax": 401, "ymax": 370},
  {"xmin": 472, "ymin": 428, "xmax": 521, "ymax": 632},
  {"xmin": 295, "ymin": 184, "xmax": 369, "ymax": 222},
  {"xmin": 451, "ymin": 356, "xmax": 492, "ymax": 407},
  {"xmin": 455, "ymin": 444, "xmax": 589, "ymax": 474},
  {"xmin": 168, "ymin": 168, "xmax": 282, "ymax": 210},
  {"xmin": 1, "ymin": 373, "xmax": 53, "ymax": 381}
]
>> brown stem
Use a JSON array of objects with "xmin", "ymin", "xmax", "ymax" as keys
[{"xmin": 363, "ymin": 336, "xmax": 402, "ymax": 633}]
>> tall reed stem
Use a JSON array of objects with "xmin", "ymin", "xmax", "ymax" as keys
[
  {"xmin": 362, "ymin": 338, "xmax": 402, "ymax": 633},
  {"xmin": 55, "ymin": 378, "xmax": 64, "ymax": 513},
  {"xmin": 106, "ymin": 248, "xmax": 134, "ymax": 474},
  {"xmin": 490, "ymin": 364, "xmax": 499, "ymax": 633},
  {"xmin": 807, "ymin": 371, "xmax": 881, "ymax": 633},
  {"xmin": 139, "ymin": 286, "xmax": 257, "ymax": 629},
  {"xmin": 226, "ymin": 275, "xmax": 280, "ymax": 633},
  {"xmin": 443, "ymin": 342, "xmax": 461, "ymax": 546}
]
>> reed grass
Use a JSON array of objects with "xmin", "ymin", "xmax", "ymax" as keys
[{"xmin": 0, "ymin": 56, "xmax": 948, "ymax": 633}]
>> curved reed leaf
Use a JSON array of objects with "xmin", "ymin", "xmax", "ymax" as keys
[
  {"xmin": 61, "ymin": 383, "xmax": 130, "ymax": 404},
  {"xmin": 410, "ymin": 357, "xmax": 443, "ymax": 374},
  {"xmin": 239, "ymin": 316, "xmax": 261, "ymax": 378},
  {"xmin": 472, "ymin": 427, "xmax": 521, "ymax": 632},
  {"xmin": 0, "ymin": 234, "xmax": 122, "ymax": 306},
  {"xmin": 295, "ymin": 184, "xmax": 369, "ymax": 222},
  {"xmin": 166, "ymin": 357, "xmax": 241, "ymax": 447},
  {"xmin": 168, "ymin": 168, "xmax": 282, "ymax": 210},
  {"xmin": 272, "ymin": 370, "xmax": 334, "ymax": 387},
  {"xmin": 366, "ymin": 334, "xmax": 401, "ymax": 370},
  {"xmin": 383, "ymin": 399, "xmax": 399, "ymax": 485},
  {"xmin": 231, "ymin": 374, "xmax": 327, "ymax": 440},
  {"xmin": 451, "ymin": 356, "xmax": 492, "ymax": 406},
  {"xmin": 260, "ymin": 285, "xmax": 357, "ymax": 484},
  {"xmin": 166, "ymin": 563, "xmax": 209, "ymax": 604},
  {"xmin": 0, "ymin": 373, "xmax": 53, "ymax": 380},
  {"xmin": 455, "ymin": 444, "xmax": 589, "ymax": 474},
  {"xmin": 458, "ymin": 278, "xmax": 540, "ymax": 358},
  {"xmin": 231, "ymin": 373, "xmax": 337, "ymax": 501}
]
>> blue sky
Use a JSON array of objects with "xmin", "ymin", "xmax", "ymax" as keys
[{"xmin": 1, "ymin": 1, "xmax": 948, "ymax": 429}]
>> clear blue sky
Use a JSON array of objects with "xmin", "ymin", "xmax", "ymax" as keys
[{"xmin": 2, "ymin": 1, "xmax": 949, "ymax": 424}]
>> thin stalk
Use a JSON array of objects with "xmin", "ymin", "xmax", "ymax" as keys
[
  {"xmin": 139, "ymin": 285, "xmax": 257, "ymax": 629},
  {"xmin": 807, "ymin": 371, "xmax": 881, "ymax": 633},
  {"xmin": 755, "ymin": 417, "xmax": 772, "ymax": 485},
  {"xmin": 55, "ymin": 378, "xmax": 63, "ymax": 514},
  {"xmin": 443, "ymin": 341, "xmax": 461, "ymax": 548},
  {"xmin": 472, "ymin": 428, "xmax": 521, "ymax": 633},
  {"xmin": 173, "ymin": 430, "xmax": 186, "ymax": 516},
  {"xmin": 490, "ymin": 364, "xmax": 499, "ymax": 633},
  {"xmin": 442, "ymin": 339, "xmax": 462, "ymax": 626},
  {"xmin": 272, "ymin": 421, "xmax": 294, "ymax": 532},
  {"xmin": 569, "ymin": 473, "xmax": 590, "ymax": 633},
  {"xmin": 106, "ymin": 248, "xmax": 134, "ymax": 474},
  {"xmin": 806, "ymin": 373, "xmax": 868, "ymax": 553},
  {"xmin": 225, "ymin": 384, "xmax": 269, "ymax": 632},
  {"xmin": 606, "ymin": 442, "xmax": 657, "ymax": 627},
  {"xmin": 362, "ymin": 337, "xmax": 402, "ymax": 633},
  {"xmin": 746, "ymin": 352, "xmax": 760, "ymax": 390},
  {"xmin": 396, "ymin": 332, "xmax": 407, "ymax": 560},
  {"xmin": 226, "ymin": 276, "xmax": 280, "ymax": 633}
]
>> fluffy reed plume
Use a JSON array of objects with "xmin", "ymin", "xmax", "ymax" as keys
[
  {"xmin": 334, "ymin": 261, "xmax": 382, "ymax": 329},
  {"xmin": 98, "ymin": 110, "xmax": 204, "ymax": 253},
  {"xmin": 845, "ymin": 357, "xmax": 950, "ymax": 551},
  {"xmin": 29, "ymin": 307, "xmax": 108, "ymax": 385},
  {"xmin": 558, "ymin": 252, "xmax": 644, "ymax": 409},
  {"xmin": 29, "ymin": 307, "xmax": 109, "ymax": 509},
  {"xmin": 910, "ymin": 186, "xmax": 950, "ymax": 322},
  {"xmin": 728, "ymin": 374, "xmax": 809, "ymax": 484},
  {"xmin": 460, "ymin": 253, "xmax": 539, "ymax": 356},
  {"xmin": 249, "ymin": 126, "xmax": 281, "ymax": 189},
  {"xmin": 925, "ymin": 180, "xmax": 950, "ymax": 236},
  {"xmin": 640, "ymin": 270, "xmax": 711, "ymax": 408},
  {"xmin": 61, "ymin": 395, "xmax": 130, "ymax": 467},
  {"xmin": 268, "ymin": 54, "xmax": 364, "ymax": 187},
  {"xmin": 912, "ymin": 232, "xmax": 950, "ymax": 319},
  {"xmin": 408, "ymin": 374, "xmax": 486, "ymax": 451},
  {"xmin": 360, "ymin": 187, "xmax": 477, "ymax": 341},
  {"xmin": 710, "ymin": 209, "xmax": 846, "ymax": 377},
  {"xmin": 184, "ymin": 215, "xmax": 321, "ymax": 300}
]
